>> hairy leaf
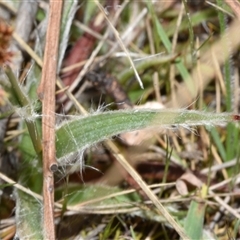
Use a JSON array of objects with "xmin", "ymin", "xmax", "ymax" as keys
[{"xmin": 56, "ymin": 109, "xmax": 238, "ymax": 162}]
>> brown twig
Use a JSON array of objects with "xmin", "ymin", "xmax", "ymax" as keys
[{"xmin": 37, "ymin": 1, "xmax": 63, "ymax": 239}]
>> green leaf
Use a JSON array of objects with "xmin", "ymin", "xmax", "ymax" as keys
[
  {"xmin": 65, "ymin": 185, "xmax": 141, "ymax": 207},
  {"xmin": 208, "ymin": 126, "xmax": 226, "ymax": 161},
  {"xmin": 184, "ymin": 199, "xmax": 206, "ymax": 239},
  {"xmin": 58, "ymin": 0, "xmax": 78, "ymax": 71},
  {"xmin": 56, "ymin": 109, "xmax": 236, "ymax": 162},
  {"xmin": 165, "ymin": 8, "xmax": 217, "ymax": 38},
  {"xmin": 0, "ymin": 183, "xmax": 15, "ymax": 189},
  {"xmin": 15, "ymin": 191, "xmax": 43, "ymax": 239}
]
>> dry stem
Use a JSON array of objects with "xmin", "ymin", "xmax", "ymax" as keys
[{"xmin": 37, "ymin": 1, "xmax": 63, "ymax": 238}]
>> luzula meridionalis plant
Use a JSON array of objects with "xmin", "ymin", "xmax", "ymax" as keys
[{"xmin": 1, "ymin": 1, "xmax": 240, "ymax": 239}]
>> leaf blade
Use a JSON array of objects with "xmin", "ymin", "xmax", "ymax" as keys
[{"xmin": 56, "ymin": 109, "xmax": 236, "ymax": 160}]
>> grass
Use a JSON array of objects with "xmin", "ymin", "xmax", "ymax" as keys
[{"xmin": 0, "ymin": 0, "xmax": 240, "ymax": 239}]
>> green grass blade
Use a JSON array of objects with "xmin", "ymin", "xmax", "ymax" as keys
[
  {"xmin": 216, "ymin": 0, "xmax": 237, "ymax": 162},
  {"xmin": 184, "ymin": 199, "xmax": 206, "ymax": 239},
  {"xmin": 182, "ymin": 0, "xmax": 196, "ymax": 66},
  {"xmin": 233, "ymin": 219, "xmax": 240, "ymax": 239},
  {"xmin": 148, "ymin": 2, "xmax": 195, "ymax": 96},
  {"xmin": 119, "ymin": 54, "xmax": 177, "ymax": 84},
  {"xmin": 226, "ymin": 123, "xmax": 240, "ymax": 161},
  {"xmin": 217, "ymin": 0, "xmax": 232, "ymax": 112},
  {"xmin": 208, "ymin": 126, "xmax": 226, "ymax": 161},
  {"xmin": 58, "ymin": 0, "xmax": 78, "ymax": 71},
  {"xmin": 165, "ymin": 8, "xmax": 217, "ymax": 37},
  {"xmin": 56, "ymin": 109, "xmax": 238, "ymax": 161}
]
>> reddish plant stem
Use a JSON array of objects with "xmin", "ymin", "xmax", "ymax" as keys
[{"xmin": 37, "ymin": 1, "xmax": 63, "ymax": 239}]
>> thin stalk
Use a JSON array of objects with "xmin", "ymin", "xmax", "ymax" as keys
[
  {"xmin": 217, "ymin": 0, "xmax": 232, "ymax": 111},
  {"xmin": 161, "ymin": 139, "xmax": 172, "ymax": 196},
  {"xmin": 4, "ymin": 66, "xmax": 42, "ymax": 156},
  {"xmin": 217, "ymin": 0, "xmax": 235, "ymax": 161},
  {"xmin": 5, "ymin": 66, "xmax": 28, "ymax": 106},
  {"xmin": 119, "ymin": 54, "xmax": 178, "ymax": 84},
  {"xmin": 182, "ymin": 0, "xmax": 196, "ymax": 66}
]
